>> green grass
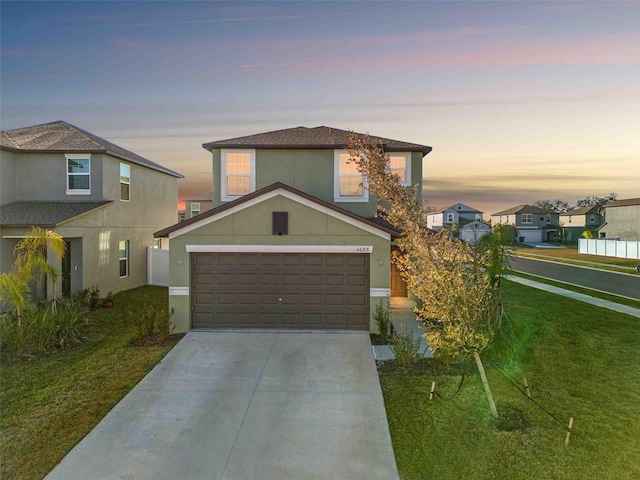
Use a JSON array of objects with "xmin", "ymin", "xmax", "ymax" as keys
[
  {"xmin": 0, "ymin": 286, "xmax": 181, "ymax": 480},
  {"xmin": 380, "ymin": 280, "xmax": 640, "ymax": 479},
  {"xmin": 506, "ymin": 270, "xmax": 640, "ymax": 310},
  {"xmin": 514, "ymin": 247, "xmax": 640, "ymax": 274}
]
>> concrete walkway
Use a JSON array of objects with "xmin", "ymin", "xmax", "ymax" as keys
[
  {"xmin": 46, "ymin": 332, "xmax": 399, "ymax": 480},
  {"xmin": 505, "ymin": 275, "xmax": 640, "ymax": 318}
]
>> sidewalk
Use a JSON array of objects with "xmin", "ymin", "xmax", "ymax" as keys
[{"xmin": 372, "ymin": 278, "xmax": 640, "ymax": 361}]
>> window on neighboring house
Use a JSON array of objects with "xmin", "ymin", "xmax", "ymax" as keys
[
  {"xmin": 388, "ymin": 153, "xmax": 411, "ymax": 186},
  {"xmin": 546, "ymin": 214, "xmax": 551, "ymax": 223},
  {"xmin": 191, "ymin": 202, "xmax": 200, "ymax": 217},
  {"xmin": 568, "ymin": 216, "xmax": 572, "ymax": 223},
  {"xmin": 334, "ymin": 150, "xmax": 368, "ymax": 202},
  {"xmin": 119, "ymin": 240, "xmax": 129, "ymax": 278},
  {"xmin": 66, "ymin": 155, "xmax": 91, "ymax": 195},
  {"xmin": 475, "ymin": 213, "xmax": 482, "ymax": 221},
  {"xmin": 153, "ymin": 239, "xmax": 162, "ymax": 249},
  {"xmin": 446, "ymin": 213, "xmax": 455, "ymax": 223},
  {"xmin": 600, "ymin": 232, "xmax": 606, "ymax": 239},
  {"xmin": 221, "ymin": 149, "xmax": 255, "ymax": 200},
  {"xmin": 120, "ymin": 163, "xmax": 130, "ymax": 201},
  {"xmin": 589, "ymin": 215, "xmax": 595, "ymax": 223},
  {"xmin": 522, "ymin": 213, "xmax": 532, "ymax": 224}
]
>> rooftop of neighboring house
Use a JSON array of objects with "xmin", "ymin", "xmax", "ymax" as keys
[
  {"xmin": 559, "ymin": 205, "xmax": 602, "ymax": 216},
  {"xmin": 184, "ymin": 192, "xmax": 213, "ymax": 202},
  {"xmin": 436, "ymin": 203, "xmax": 482, "ymax": 214},
  {"xmin": 1, "ymin": 120, "xmax": 183, "ymax": 178},
  {"xmin": 601, "ymin": 197, "xmax": 640, "ymax": 208},
  {"xmin": 202, "ymin": 126, "xmax": 432, "ymax": 155},
  {"xmin": 491, "ymin": 204, "xmax": 556, "ymax": 216},
  {"xmin": 0, "ymin": 200, "xmax": 112, "ymax": 228}
]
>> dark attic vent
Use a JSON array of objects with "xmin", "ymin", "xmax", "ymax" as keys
[{"xmin": 272, "ymin": 212, "xmax": 288, "ymax": 235}]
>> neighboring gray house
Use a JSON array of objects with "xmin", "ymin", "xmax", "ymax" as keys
[
  {"xmin": 184, "ymin": 192, "xmax": 213, "ymax": 219},
  {"xmin": 559, "ymin": 205, "xmax": 604, "ymax": 242},
  {"xmin": 598, "ymin": 198, "xmax": 640, "ymax": 240},
  {"xmin": 460, "ymin": 220, "xmax": 492, "ymax": 245},
  {"xmin": 0, "ymin": 121, "xmax": 182, "ymax": 304},
  {"xmin": 155, "ymin": 126, "xmax": 432, "ymax": 333},
  {"xmin": 427, "ymin": 203, "xmax": 484, "ymax": 231},
  {"xmin": 491, "ymin": 204, "xmax": 560, "ymax": 243}
]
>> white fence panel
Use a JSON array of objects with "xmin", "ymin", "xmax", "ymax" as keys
[
  {"xmin": 578, "ymin": 238, "xmax": 640, "ymax": 260},
  {"xmin": 148, "ymin": 247, "xmax": 169, "ymax": 286}
]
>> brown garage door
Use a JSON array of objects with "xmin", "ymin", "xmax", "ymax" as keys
[{"xmin": 192, "ymin": 252, "xmax": 370, "ymax": 330}]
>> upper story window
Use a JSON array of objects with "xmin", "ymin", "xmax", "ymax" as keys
[
  {"xmin": 191, "ymin": 202, "xmax": 200, "ymax": 217},
  {"xmin": 66, "ymin": 154, "xmax": 91, "ymax": 195},
  {"xmin": 446, "ymin": 212, "xmax": 455, "ymax": 223},
  {"xmin": 388, "ymin": 153, "xmax": 411, "ymax": 186},
  {"xmin": 522, "ymin": 213, "xmax": 532, "ymax": 224},
  {"xmin": 221, "ymin": 149, "xmax": 255, "ymax": 201},
  {"xmin": 334, "ymin": 150, "xmax": 368, "ymax": 202},
  {"xmin": 120, "ymin": 163, "xmax": 130, "ymax": 201},
  {"xmin": 546, "ymin": 214, "xmax": 551, "ymax": 223},
  {"xmin": 475, "ymin": 213, "xmax": 483, "ymax": 221}
]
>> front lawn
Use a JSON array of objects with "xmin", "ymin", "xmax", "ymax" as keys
[
  {"xmin": 514, "ymin": 247, "xmax": 640, "ymax": 273},
  {"xmin": 0, "ymin": 286, "xmax": 181, "ymax": 480},
  {"xmin": 381, "ymin": 280, "xmax": 640, "ymax": 479}
]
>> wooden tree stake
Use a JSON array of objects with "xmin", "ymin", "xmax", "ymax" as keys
[
  {"xmin": 523, "ymin": 377, "xmax": 531, "ymax": 398},
  {"xmin": 564, "ymin": 417, "xmax": 574, "ymax": 447},
  {"xmin": 430, "ymin": 381, "xmax": 436, "ymax": 400}
]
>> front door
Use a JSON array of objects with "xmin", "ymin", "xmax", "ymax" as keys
[
  {"xmin": 390, "ymin": 246, "xmax": 407, "ymax": 297},
  {"xmin": 62, "ymin": 241, "xmax": 71, "ymax": 296}
]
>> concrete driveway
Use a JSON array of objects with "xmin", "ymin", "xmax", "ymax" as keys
[{"xmin": 45, "ymin": 332, "xmax": 399, "ymax": 480}]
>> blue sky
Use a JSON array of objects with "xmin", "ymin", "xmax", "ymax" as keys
[{"xmin": 2, "ymin": 1, "xmax": 639, "ymax": 214}]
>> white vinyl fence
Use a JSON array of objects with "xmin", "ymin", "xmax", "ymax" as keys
[
  {"xmin": 578, "ymin": 239, "xmax": 640, "ymax": 260},
  {"xmin": 147, "ymin": 247, "xmax": 169, "ymax": 286}
]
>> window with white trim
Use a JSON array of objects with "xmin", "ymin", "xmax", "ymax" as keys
[
  {"xmin": 334, "ymin": 150, "xmax": 368, "ymax": 202},
  {"xmin": 66, "ymin": 154, "xmax": 91, "ymax": 195},
  {"xmin": 119, "ymin": 240, "xmax": 129, "ymax": 278},
  {"xmin": 221, "ymin": 149, "xmax": 255, "ymax": 201},
  {"xmin": 446, "ymin": 212, "xmax": 455, "ymax": 223},
  {"xmin": 120, "ymin": 163, "xmax": 130, "ymax": 201},
  {"xmin": 388, "ymin": 153, "xmax": 411, "ymax": 186},
  {"xmin": 191, "ymin": 202, "xmax": 200, "ymax": 217},
  {"xmin": 522, "ymin": 213, "xmax": 532, "ymax": 224}
]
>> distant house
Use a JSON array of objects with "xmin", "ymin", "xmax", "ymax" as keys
[
  {"xmin": 559, "ymin": 205, "xmax": 604, "ymax": 242},
  {"xmin": 184, "ymin": 192, "xmax": 213, "ymax": 220},
  {"xmin": 491, "ymin": 204, "xmax": 560, "ymax": 243},
  {"xmin": 460, "ymin": 220, "xmax": 492, "ymax": 245},
  {"xmin": 427, "ymin": 203, "xmax": 484, "ymax": 231},
  {"xmin": 598, "ymin": 198, "xmax": 640, "ymax": 240},
  {"xmin": 0, "ymin": 120, "xmax": 182, "ymax": 305}
]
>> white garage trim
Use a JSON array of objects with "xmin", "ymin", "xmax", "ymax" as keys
[
  {"xmin": 370, "ymin": 288, "xmax": 390, "ymax": 297},
  {"xmin": 186, "ymin": 245, "xmax": 374, "ymax": 254},
  {"xmin": 169, "ymin": 287, "xmax": 189, "ymax": 296}
]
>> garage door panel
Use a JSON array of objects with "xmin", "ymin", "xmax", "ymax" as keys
[{"xmin": 192, "ymin": 253, "xmax": 369, "ymax": 329}]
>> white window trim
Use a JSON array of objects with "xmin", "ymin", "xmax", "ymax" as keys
[
  {"xmin": 119, "ymin": 240, "xmax": 129, "ymax": 278},
  {"xmin": 388, "ymin": 152, "xmax": 411, "ymax": 186},
  {"xmin": 221, "ymin": 149, "xmax": 256, "ymax": 201},
  {"xmin": 120, "ymin": 163, "xmax": 131, "ymax": 202},
  {"xmin": 522, "ymin": 213, "xmax": 533, "ymax": 224},
  {"xmin": 446, "ymin": 212, "xmax": 455, "ymax": 223},
  {"xmin": 66, "ymin": 154, "xmax": 91, "ymax": 195},
  {"xmin": 334, "ymin": 150, "xmax": 369, "ymax": 203},
  {"xmin": 190, "ymin": 202, "xmax": 200, "ymax": 217}
]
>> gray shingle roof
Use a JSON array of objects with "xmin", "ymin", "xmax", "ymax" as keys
[
  {"xmin": 1, "ymin": 121, "xmax": 183, "ymax": 178},
  {"xmin": 560, "ymin": 205, "xmax": 602, "ymax": 216},
  {"xmin": 184, "ymin": 192, "xmax": 213, "ymax": 202},
  {"xmin": 202, "ymin": 126, "xmax": 432, "ymax": 155},
  {"xmin": 491, "ymin": 204, "xmax": 556, "ymax": 216},
  {"xmin": 0, "ymin": 201, "xmax": 112, "ymax": 228},
  {"xmin": 602, "ymin": 198, "xmax": 640, "ymax": 208}
]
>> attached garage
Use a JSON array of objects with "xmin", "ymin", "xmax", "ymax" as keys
[
  {"xmin": 156, "ymin": 183, "xmax": 396, "ymax": 334},
  {"xmin": 192, "ymin": 252, "xmax": 369, "ymax": 330}
]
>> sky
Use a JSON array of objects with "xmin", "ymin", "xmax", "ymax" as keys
[{"xmin": 2, "ymin": 1, "xmax": 639, "ymax": 215}]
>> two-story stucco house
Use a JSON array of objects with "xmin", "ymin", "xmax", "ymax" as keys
[
  {"xmin": 0, "ymin": 121, "xmax": 182, "ymax": 303},
  {"xmin": 491, "ymin": 204, "xmax": 560, "ymax": 243},
  {"xmin": 598, "ymin": 198, "xmax": 640, "ymax": 240},
  {"xmin": 184, "ymin": 192, "xmax": 213, "ymax": 220},
  {"xmin": 155, "ymin": 126, "xmax": 432, "ymax": 333},
  {"xmin": 426, "ymin": 203, "xmax": 484, "ymax": 231},
  {"xmin": 559, "ymin": 205, "xmax": 604, "ymax": 242}
]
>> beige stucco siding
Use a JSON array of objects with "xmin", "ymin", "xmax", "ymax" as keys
[
  {"xmin": 601, "ymin": 205, "xmax": 640, "ymax": 240},
  {"xmin": 167, "ymin": 194, "xmax": 391, "ymax": 333}
]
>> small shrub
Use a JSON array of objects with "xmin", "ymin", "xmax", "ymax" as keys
[
  {"xmin": 54, "ymin": 297, "xmax": 88, "ymax": 347},
  {"xmin": 390, "ymin": 324, "xmax": 422, "ymax": 368},
  {"xmin": 373, "ymin": 298, "xmax": 391, "ymax": 338},
  {"xmin": 87, "ymin": 285, "xmax": 101, "ymax": 311},
  {"xmin": 24, "ymin": 306, "xmax": 57, "ymax": 353},
  {"xmin": 0, "ymin": 313, "xmax": 30, "ymax": 360},
  {"xmin": 134, "ymin": 303, "xmax": 175, "ymax": 341}
]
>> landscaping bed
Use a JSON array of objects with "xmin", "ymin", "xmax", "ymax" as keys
[
  {"xmin": 379, "ymin": 280, "xmax": 640, "ymax": 479},
  {"xmin": 0, "ymin": 286, "xmax": 181, "ymax": 480}
]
